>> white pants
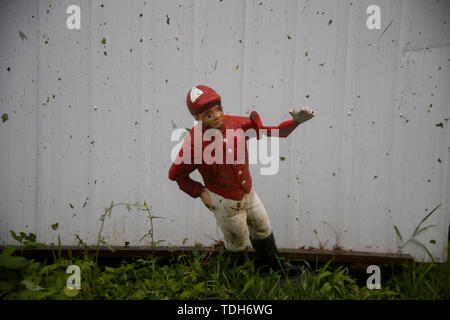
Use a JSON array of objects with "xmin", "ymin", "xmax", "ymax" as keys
[{"xmin": 206, "ymin": 187, "xmax": 272, "ymax": 252}]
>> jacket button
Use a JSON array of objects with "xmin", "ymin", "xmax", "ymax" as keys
[
  {"xmin": 241, "ymin": 180, "xmax": 246, "ymax": 185},
  {"xmin": 238, "ymin": 170, "xmax": 242, "ymax": 175}
]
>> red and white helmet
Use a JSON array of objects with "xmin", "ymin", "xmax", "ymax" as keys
[{"xmin": 186, "ymin": 85, "xmax": 221, "ymax": 116}]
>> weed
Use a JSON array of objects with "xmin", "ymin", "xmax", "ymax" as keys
[
  {"xmin": 394, "ymin": 204, "xmax": 441, "ymax": 262},
  {"xmin": 9, "ymin": 231, "xmax": 45, "ymax": 251},
  {"xmin": 95, "ymin": 200, "xmax": 165, "ymax": 260}
]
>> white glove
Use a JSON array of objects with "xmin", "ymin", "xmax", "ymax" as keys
[{"xmin": 289, "ymin": 106, "xmax": 316, "ymax": 124}]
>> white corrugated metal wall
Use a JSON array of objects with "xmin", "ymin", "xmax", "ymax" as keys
[{"xmin": 0, "ymin": 0, "xmax": 449, "ymax": 262}]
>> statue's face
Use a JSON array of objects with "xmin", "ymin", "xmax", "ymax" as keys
[{"xmin": 195, "ymin": 104, "xmax": 224, "ymax": 129}]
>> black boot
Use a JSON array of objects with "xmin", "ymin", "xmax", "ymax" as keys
[{"xmin": 250, "ymin": 232, "xmax": 302, "ymax": 274}]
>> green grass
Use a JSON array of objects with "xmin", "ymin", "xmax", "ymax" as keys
[
  {"xmin": 1, "ymin": 244, "xmax": 449, "ymax": 300},
  {"xmin": 383, "ymin": 260, "xmax": 450, "ymax": 299},
  {"xmin": 1, "ymin": 202, "xmax": 448, "ymax": 300}
]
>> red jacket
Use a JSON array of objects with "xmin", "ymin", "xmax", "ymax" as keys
[{"xmin": 168, "ymin": 111, "xmax": 299, "ymax": 201}]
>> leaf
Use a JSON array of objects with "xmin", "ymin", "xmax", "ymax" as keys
[
  {"xmin": 320, "ymin": 282, "xmax": 332, "ymax": 294},
  {"xmin": 240, "ymin": 278, "xmax": 254, "ymax": 296},
  {"xmin": 410, "ymin": 239, "xmax": 435, "ymax": 263},
  {"xmin": 129, "ymin": 289, "xmax": 146, "ymax": 299},
  {"xmin": 0, "ymin": 280, "xmax": 14, "ymax": 292},
  {"xmin": 104, "ymin": 266, "xmax": 116, "ymax": 273},
  {"xmin": 139, "ymin": 233, "xmax": 149, "ymax": 242},
  {"xmin": 51, "ymin": 223, "xmax": 59, "ymax": 231},
  {"xmin": 412, "ymin": 204, "xmax": 441, "ymax": 236},
  {"xmin": 0, "ymin": 255, "xmax": 29, "ymax": 269},
  {"xmin": 25, "ymin": 233, "xmax": 37, "ymax": 242},
  {"xmin": 16, "ymin": 290, "xmax": 51, "ymax": 300},
  {"xmin": 23, "ymin": 240, "xmax": 46, "ymax": 247},
  {"xmin": 39, "ymin": 263, "xmax": 58, "ymax": 275},
  {"xmin": 413, "ymin": 225, "xmax": 436, "ymax": 238},
  {"xmin": 393, "ymin": 225, "xmax": 403, "ymax": 243},
  {"xmin": 1, "ymin": 113, "xmax": 8, "ymax": 123},
  {"xmin": 1, "ymin": 245, "xmax": 18, "ymax": 256},
  {"xmin": 21, "ymin": 279, "xmax": 43, "ymax": 291},
  {"xmin": 9, "ymin": 230, "xmax": 22, "ymax": 242},
  {"xmin": 317, "ymin": 271, "xmax": 332, "ymax": 282}
]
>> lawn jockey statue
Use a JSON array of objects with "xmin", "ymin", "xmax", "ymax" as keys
[{"xmin": 169, "ymin": 85, "xmax": 315, "ymax": 271}]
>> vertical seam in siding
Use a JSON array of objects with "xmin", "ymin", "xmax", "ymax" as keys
[
  {"xmin": 35, "ymin": 0, "xmax": 41, "ymax": 243},
  {"xmin": 337, "ymin": 0, "xmax": 354, "ymax": 250},
  {"xmin": 388, "ymin": 0, "xmax": 406, "ymax": 254},
  {"xmin": 239, "ymin": 0, "xmax": 248, "ymax": 114},
  {"xmin": 439, "ymin": 47, "xmax": 450, "ymax": 261},
  {"xmin": 288, "ymin": 0, "xmax": 299, "ymax": 249}
]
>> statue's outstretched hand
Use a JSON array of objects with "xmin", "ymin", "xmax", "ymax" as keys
[{"xmin": 289, "ymin": 106, "xmax": 316, "ymax": 124}]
